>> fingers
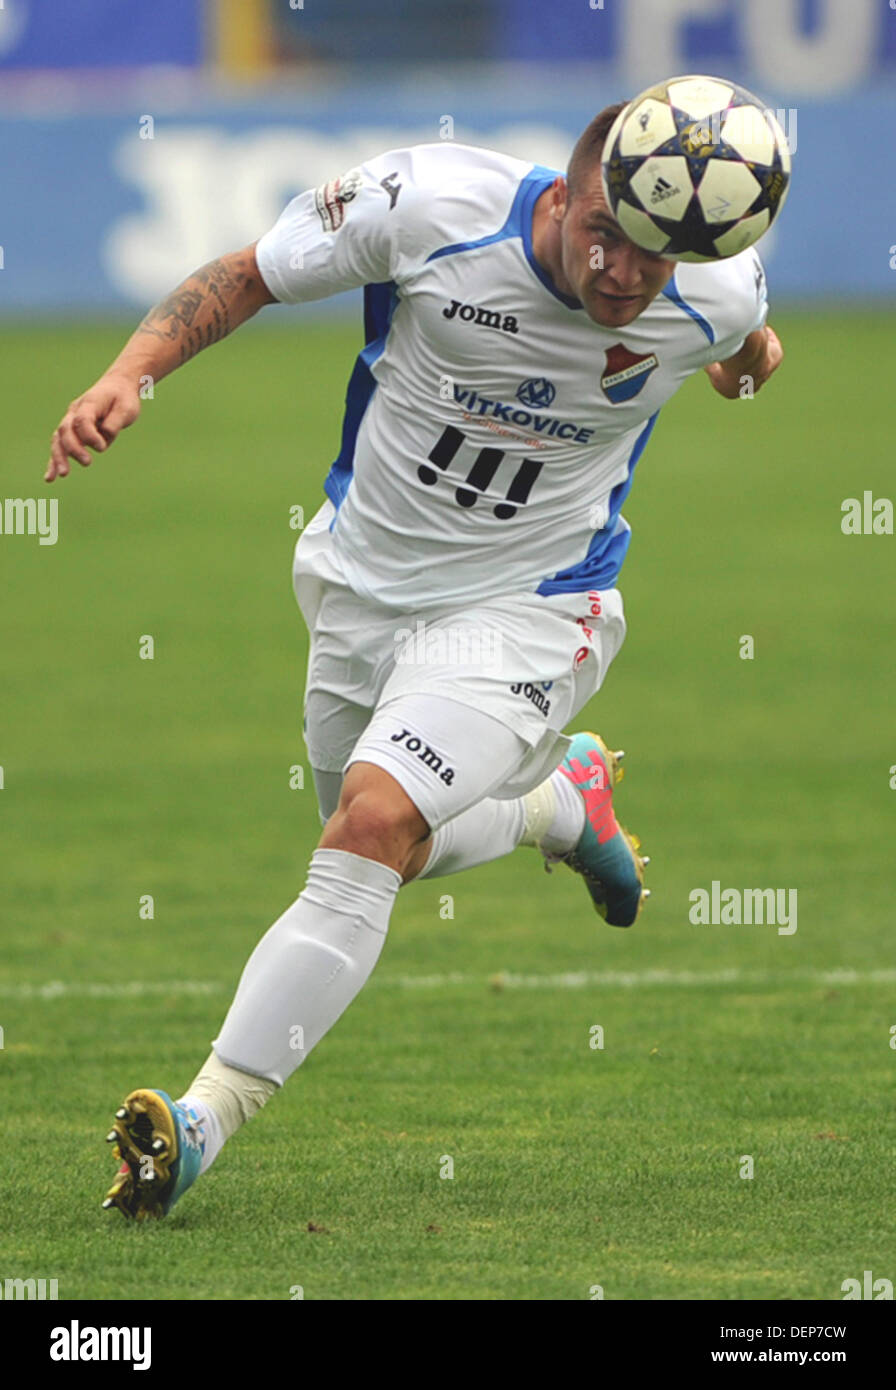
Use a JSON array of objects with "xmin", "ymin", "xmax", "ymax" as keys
[
  {"xmin": 45, "ymin": 419, "xmax": 95, "ymax": 481},
  {"xmin": 44, "ymin": 451, "xmax": 65, "ymax": 483},
  {"xmin": 52, "ymin": 413, "xmax": 95, "ymax": 472},
  {"xmin": 44, "ymin": 386, "xmax": 138, "ymax": 482},
  {"xmin": 72, "ymin": 410, "xmax": 111, "ymax": 452},
  {"xmin": 101, "ymin": 399, "xmax": 139, "ymax": 437},
  {"xmin": 46, "ymin": 426, "xmax": 77, "ymax": 481}
]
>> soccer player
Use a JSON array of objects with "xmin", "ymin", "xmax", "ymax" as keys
[{"xmin": 46, "ymin": 103, "xmax": 782, "ymax": 1219}]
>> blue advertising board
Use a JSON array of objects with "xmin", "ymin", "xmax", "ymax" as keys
[
  {"xmin": 0, "ymin": 85, "xmax": 892, "ymax": 313},
  {"xmin": 0, "ymin": 0, "xmax": 201, "ymax": 69}
]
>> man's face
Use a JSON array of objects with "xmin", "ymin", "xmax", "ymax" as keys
[{"xmin": 555, "ymin": 165, "xmax": 676, "ymax": 328}]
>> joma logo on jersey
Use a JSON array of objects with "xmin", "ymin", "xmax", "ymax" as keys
[
  {"xmin": 390, "ymin": 729, "xmax": 455, "ymax": 784},
  {"xmin": 600, "ymin": 345, "xmax": 659, "ymax": 403},
  {"xmin": 442, "ymin": 300, "xmax": 519, "ymax": 335}
]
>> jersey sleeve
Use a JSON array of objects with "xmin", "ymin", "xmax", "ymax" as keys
[
  {"xmin": 703, "ymin": 246, "xmax": 769, "ymax": 363},
  {"xmin": 255, "ymin": 150, "xmax": 414, "ymax": 304},
  {"xmin": 255, "ymin": 143, "xmax": 533, "ymax": 305}
]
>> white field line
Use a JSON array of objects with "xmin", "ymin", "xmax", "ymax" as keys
[
  {"xmin": 0, "ymin": 980, "xmax": 221, "ymax": 1000},
  {"xmin": 387, "ymin": 968, "xmax": 896, "ymax": 990},
  {"xmin": 0, "ymin": 968, "xmax": 894, "ymax": 1001}
]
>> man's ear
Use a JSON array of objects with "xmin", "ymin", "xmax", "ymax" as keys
[{"xmin": 552, "ymin": 176, "xmax": 568, "ymax": 221}]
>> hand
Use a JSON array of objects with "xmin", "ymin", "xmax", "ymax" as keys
[
  {"xmin": 45, "ymin": 373, "xmax": 142, "ymax": 481},
  {"xmin": 705, "ymin": 324, "xmax": 783, "ymax": 400}
]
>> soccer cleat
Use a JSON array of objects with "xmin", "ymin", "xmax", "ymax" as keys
[
  {"xmin": 545, "ymin": 731, "xmax": 649, "ymax": 928},
  {"xmin": 102, "ymin": 1088, "xmax": 204, "ymax": 1221}
]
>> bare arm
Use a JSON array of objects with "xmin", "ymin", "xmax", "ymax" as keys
[
  {"xmin": 704, "ymin": 324, "xmax": 783, "ymax": 400},
  {"xmin": 45, "ymin": 242, "xmax": 277, "ymax": 481}
]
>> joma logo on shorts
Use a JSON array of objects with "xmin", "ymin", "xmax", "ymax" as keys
[
  {"xmin": 509, "ymin": 681, "xmax": 552, "ymax": 717},
  {"xmin": 390, "ymin": 729, "xmax": 456, "ymax": 784},
  {"xmin": 442, "ymin": 300, "xmax": 519, "ymax": 334}
]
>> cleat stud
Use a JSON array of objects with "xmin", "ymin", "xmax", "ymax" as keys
[
  {"xmin": 613, "ymin": 750, "xmax": 625, "ymax": 762},
  {"xmin": 115, "ymin": 1107, "xmax": 128, "ymax": 1120},
  {"xmin": 641, "ymin": 856, "xmax": 650, "ymax": 867},
  {"xmin": 106, "ymin": 1130, "xmax": 118, "ymax": 1143},
  {"xmin": 643, "ymin": 889, "xmax": 651, "ymax": 900},
  {"xmin": 102, "ymin": 1197, "xmax": 114, "ymax": 1209},
  {"xmin": 151, "ymin": 1138, "xmax": 165, "ymax": 1153}
]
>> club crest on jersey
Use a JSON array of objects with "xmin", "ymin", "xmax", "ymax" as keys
[
  {"xmin": 314, "ymin": 169, "xmax": 362, "ymax": 234},
  {"xmin": 600, "ymin": 345, "xmax": 659, "ymax": 404}
]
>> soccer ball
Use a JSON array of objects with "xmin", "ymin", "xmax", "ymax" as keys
[{"xmin": 601, "ymin": 74, "xmax": 791, "ymax": 262}]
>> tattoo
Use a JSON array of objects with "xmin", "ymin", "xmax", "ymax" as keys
[{"xmin": 136, "ymin": 252, "xmax": 260, "ymax": 365}]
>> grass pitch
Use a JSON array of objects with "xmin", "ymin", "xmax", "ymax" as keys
[{"xmin": 1, "ymin": 311, "xmax": 894, "ymax": 1299}]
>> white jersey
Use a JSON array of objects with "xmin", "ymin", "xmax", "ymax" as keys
[{"xmin": 256, "ymin": 142, "xmax": 768, "ymax": 611}]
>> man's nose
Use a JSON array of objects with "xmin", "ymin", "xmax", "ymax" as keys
[{"xmin": 602, "ymin": 243, "xmax": 643, "ymax": 291}]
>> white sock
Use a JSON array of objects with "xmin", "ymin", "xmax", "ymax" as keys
[
  {"xmin": 178, "ymin": 1052, "xmax": 278, "ymax": 1175},
  {"xmin": 414, "ymin": 797, "xmax": 526, "ymax": 879},
  {"xmin": 176, "ymin": 1093, "xmax": 224, "ymax": 1176},
  {"xmin": 520, "ymin": 768, "xmax": 584, "ymax": 856},
  {"xmin": 212, "ymin": 848, "xmax": 401, "ymax": 1086}
]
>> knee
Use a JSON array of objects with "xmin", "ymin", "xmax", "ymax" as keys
[
  {"xmin": 318, "ymin": 767, "xmax": 428, "ymax": 873},
  {"xmin": 335, "ymin": 788, "xmax": 420, "ymax": 847}
]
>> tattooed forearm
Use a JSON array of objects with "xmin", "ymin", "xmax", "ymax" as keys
[
  {"xmin": 117, "ymin": 247, "xmax": 275, "ymax": 380},
  {"xmin": 174, "ymin": 303, "xmax": 230, "ymax": 363},
  {"xmin": 139, "ymin": 287, "xmax": 203, "ymax": 340},
  {"xmin": 137, "ymin": 256, "xmax": 244, "ymax": 363}
]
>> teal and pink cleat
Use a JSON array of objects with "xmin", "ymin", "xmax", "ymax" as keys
[
  {"xmin": 548, "ymin": 732, "xmax": 650, "ymax": 927},
  {"xmin": 102, "ymin": 1088, "xmax": 204, "ymax": 1221}
]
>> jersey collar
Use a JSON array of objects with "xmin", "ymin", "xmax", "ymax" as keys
[{"xmin": 519, "ymin": 167, "xmax": 583, "ymax": 312}]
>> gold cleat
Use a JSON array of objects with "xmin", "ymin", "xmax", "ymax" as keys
[{"xmin": 101, "ymin": 1088, "xmax": 199, "ymax": 1222}]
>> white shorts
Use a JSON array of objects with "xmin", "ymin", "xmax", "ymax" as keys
[{"xmin": 294, "ymin": 500, "xmax": 626, "ymax": 830}]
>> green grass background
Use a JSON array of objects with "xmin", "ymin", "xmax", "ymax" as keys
[{"xmin": 1, "ymin": 313, "xmax": 894, "ymax": 1299}]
